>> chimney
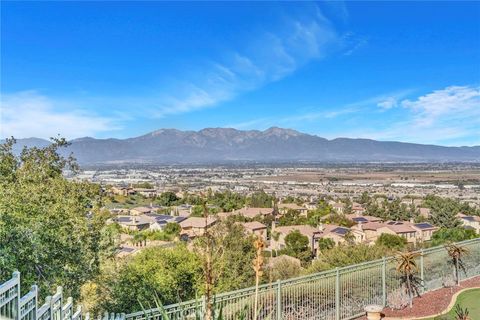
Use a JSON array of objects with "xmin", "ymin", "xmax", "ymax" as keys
[{"xmin": 271, "ymin": 220, "xmax": 276, "ymax": 233}]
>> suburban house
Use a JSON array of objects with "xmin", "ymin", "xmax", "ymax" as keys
[
  {"xmin": 412, "ymin": 222, "xmax": 438, "ymax": 242},
  {"xmin": 130, "ymin": 206, "xmax": 155, "ymax": 215},
  {"xmin": 352, "ymin": 221, "xmax": 384, "ymax": 243},
  {"xmin": 318, "ymin": 224, "xmax": 358, "ymax": 245},
  {"xmin": 352, "ymin": 202, "xmax": 366, "ymax": 214},
  {"xmin": 144, "ymin": 213, "xmax": 187, "ymax": 230},
  {"xmin": 377, "ymin": 221, "xmax": 418, "ymax": 243},
  {"xmin": 179, "ymin": 217, "xmax": 217, "ymax": 238},
  {"xmin": 110, "ymin": 186, "xmax": 136, "ymax": 196},
  {"xmin": 132, "ymin": 188, "xmax": 157, "ymax": 198},
  {"xmin": 304, "ymin": 202, "xmax": 318, "ymax": 210},
  {"xmin": 278, "ymin": 203, "xmax": 308, "ymax": 216},
  {"xmin": 233, "ymin": 207, "xmax": 274, "ymax": 219},
  {"xmin": 172, "ymin": 204, "xmax": 193, "ymax": 217},
  {"xmin": 352, "ymin": 220, "xmax": 427, "ymax": 244},
  {"xmin": 113, "ymin": 213, "xmax": 186, "ymax": 231},
  {"xmin": 330, "ymin": 202, "xmax": 345, "ymax": 214},
  {"xmin": 270, "ymin": 225, "xmax": 322, "ymax": 255},
  {"xmin": 241, "ymin": 221, "xmax": 268, "ymax": 242},
  {"xmin": 457, "ymin": 213, "xmax": 480, "ymax": 234},
  {"xmin": 114, "ymin": 215, "xmax": 151, "ymax": 231},
  {"xmin": 346, "ymin": 213, "xmax": 383, "ymax": 224}
]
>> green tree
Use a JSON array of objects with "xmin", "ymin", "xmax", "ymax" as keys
[
  {"xmin": 157, "ymin": 191, "xmax": 180, "ymax": 206},
  {"xmin": 281, "ymin": 230, "xmax": 312, "ymax": 264},
  {"xmin": 307, "ymin": 201, "xmax": 332, "ymax": 226},
  {"xmin": 99, "ymin": 245, "xmax": 201, "ymax": 313},
  {"xmin": 163, "ymin": 222, "xmax": 181, "ymax": 236},
  {"xmin": 248, "ymin": 191, "xmax": 275, "ymax": 208},
  {"xmin": 0, "ymin": 138, "xmax": 117, "ymax": 299},
  {"xmin": 132, "ymin": 182, "xmax": 154, "ymax": 189},
  {"xmin": 425, "ymin": 196, "xmax": 463, "ymax": 228},
  {"xmin": 308, "ymin": 244, "xmax": 391, "ymax": 273},
  {"xmin": 359, "ymin": 192, "xmax": 371, "ymax": 205},
  {"xmin": 194, "ymin": 219, "xmax": 257, "ymax": 293},
  {"xmin": 208, "ymin": 190, "xmax": 245, "ymax": 212},
  {"xmin": 430, "ymin": 227, "xmax": 478, "ymax": 246},
  {"xmin": 323, "ymin": 213, "xmax": 355, "ymax": 227},
  {"xmin": 317, "ymin": 238, "xmax": 335, "ymax": 251},
  {"xmin": 376, "ymin": 233, "xmax": 407, "ymax": 250},
  {"xmin": 278, "ymin": 209, "xmax": 308, "ymax": 226}
]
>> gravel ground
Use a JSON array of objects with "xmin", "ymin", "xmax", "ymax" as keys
[{"xmin": 356, "ymin": 276, "xmax": 480, "ymax": 319}]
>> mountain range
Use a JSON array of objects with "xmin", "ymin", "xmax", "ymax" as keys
[{"xmin": 7, "ymin": 127, "xmax": 480, "ymax": 165}]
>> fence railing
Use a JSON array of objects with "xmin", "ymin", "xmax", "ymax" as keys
[
  {"xmin": 125, "ymin": 238, "xmax": 480, "ymax": 320},
  {"xmin": 1, "ymin": 238, "xmax": 479, "ymax": 320},
  {"xmin": 0, "ymin": 272, "xmax": 125, "ymax": 320}
]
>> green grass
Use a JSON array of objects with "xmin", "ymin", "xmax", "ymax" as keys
[{"xmin": 425, "ymin": 288, "xmax": 480, "ymax": 320}]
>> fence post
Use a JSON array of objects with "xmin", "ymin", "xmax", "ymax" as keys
[
  {"xmin": 32, "ymin": 285, "xmax": 38, "ymax": 320},
  {"xmin": 382, "ymin": 257, "xmax": 386, "ymax": 307},
  {"xmin": 420, "ymin": 249, "xmax": 425, "ymax": 293},
  {"xmin": 335, "ymin": 268, "xmax": 340, "ymax": 320},
  {"xmin": 13, "ymin": 271, "xmax": 20, "ymax": 320},
  {"xmin": 201, "ymin": 295, "xmax": 206, "ymax": 317},
  {"xmin": 276, "ymin": 280, "xmax": 282, "ymax": 320}
]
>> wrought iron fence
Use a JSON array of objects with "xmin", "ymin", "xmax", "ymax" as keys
[
  {"xmin": 125, "ymin": 238, "xmax": 480, "ymax": 320},
  {"xmin": 1, "ymin": 238, "xmax": 479, "ymax": 320}
]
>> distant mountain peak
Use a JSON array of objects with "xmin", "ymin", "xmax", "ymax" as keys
[
  {"xmin": 264, "ymin": 127, "xmax": 303, "ymax": 137},
  {"xmin": 9, "ymin": 127, "xmax": 480, "ymax": 165}
]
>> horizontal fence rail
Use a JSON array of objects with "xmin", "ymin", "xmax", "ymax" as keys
[
  {"xmin": 0, "ymin": 272, "xmax": 125, "ymax": 320},
  {"xmin": 1, "ymin": 238, "xmax": 479, "ymax": 320},
  {"xmin": 125, "ymin": 238, "xmax": 480, "ymax": 320}
]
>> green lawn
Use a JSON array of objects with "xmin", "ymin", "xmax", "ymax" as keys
[{"xmin": 427, "ymin": 288, "xmax": 480, "ymax": 320}]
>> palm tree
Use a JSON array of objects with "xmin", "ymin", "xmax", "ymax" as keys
[
  {"xmin": 445, "ymin": 243, "xmax": 469, "ymax": 285},
  {"xmin": 395, "ymin": 251, "xmax": 422, "ymax": 308}
]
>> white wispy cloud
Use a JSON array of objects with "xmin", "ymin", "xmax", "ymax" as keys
[
  {"xmin": 151, "ymin": 6, "xmax": 341, "ymax": 118},
  {"xmin": 401, "ymin": 85, "xmax": 480, "ymax": 127},
  {"xmin": 377, "ymin": 97, "xmax": 397, "ymax": 109},
  {"xmin": 341, "ymin": 85, "xmax": 480, "ymax": 145},
  {"xmin": 228, "ymin": 89, "xmax": 414, "ymax": 129},
  {"xmin": 0, "ymin": 91, "xmax": 120, "ymax": 139}
]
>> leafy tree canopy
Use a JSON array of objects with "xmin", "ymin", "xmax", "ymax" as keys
[
  {"xmin": 281, "ymin": 230, "xmax": 312, "ymax": 265},
  {"xmin": 308, "ymin": 244, "xmax": 391, "ymax": 273},
  {"xmin": 156, "ymin": 191, "xmax": 180, "ymax": 206},
  {"xmin": 0, "ymin": 138, "xmax": 118, "ymax": 299},
  {"xmin": 376, "ymin": 233, "xmax": 407, "ymax": 250},
  {"xmin": 248, "ymin": 190, "xmax": 275, "ymax": 208},
  {"xmin": 430, "ymin": 227, "xmax": 479, "ymax": 246},
  {"xmin": 97, "ymin": 245, "xmax": 201, "ymax": 313}
]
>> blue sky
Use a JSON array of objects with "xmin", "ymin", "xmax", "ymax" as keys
[{"xmin": 1, "ymin": 1, "xmax": 479, "ymax": 146}]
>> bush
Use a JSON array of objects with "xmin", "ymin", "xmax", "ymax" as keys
[
  {"xmin": 442, "ymin": 275, "xmax": 456, "ymax": 289},
  {"xmin": 376, "ymin": 233, "xmax": 407, "ymax": 250}
]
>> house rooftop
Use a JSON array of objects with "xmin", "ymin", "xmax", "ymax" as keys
[
  {"xmin": 180, "ymin": 217, "xmax": 217, "ymax": 229},
  {"xmin": 242, "ymin": 221, "xmax": 267, "ymax": 231},
  {"xmin": 414, "ymin": 222, "xmax": 436, "ymax": 230},
  {"xmin": 275, "ymin": 225, "xmax": 321, "ymax": 238}
]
